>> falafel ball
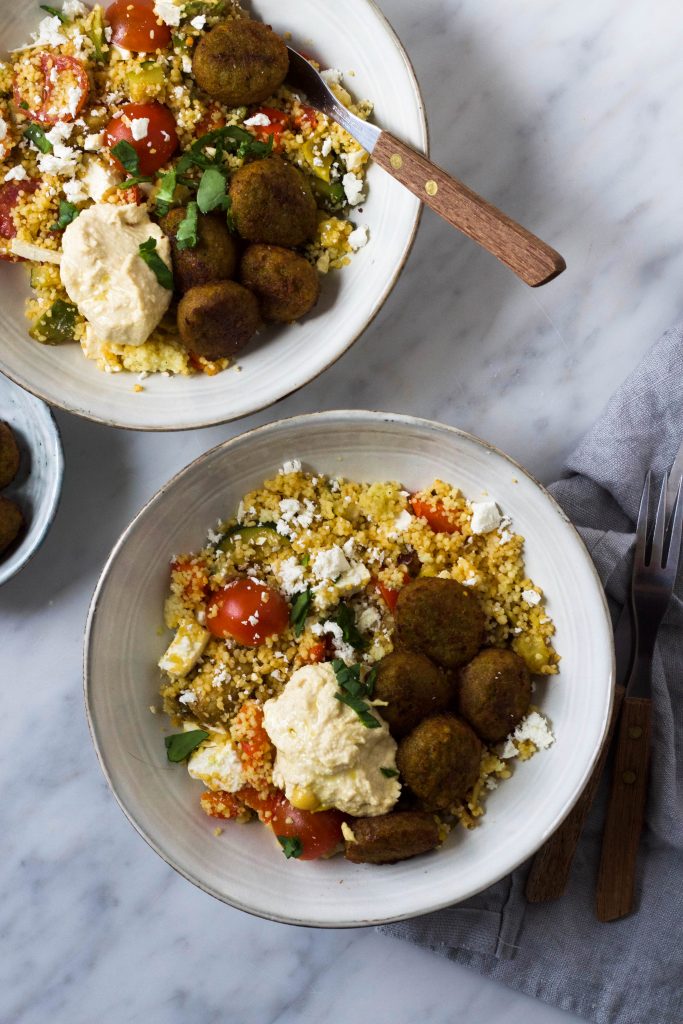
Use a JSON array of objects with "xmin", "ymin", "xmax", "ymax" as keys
[
  {"xmin": 395, "ymin": 576, "xmax": 486, "ymax": 669},
  {"xmin": 344, "ymin": 811, "xmax": 440, "ymax": 865},
  {"xmin": 396, "ymin": 713, "xmax": 482, "ymax": 810},
  {"xmin": 373, "ymin": 651, "xmax": 453, "ymax": 738},
  {"xmin": 192, "ymin": 19, "xmax": 289, "ymax": 107},
  {"xmin": 240, "ymin": 244, "xmax": 320, "ymax": 322},
  {"xmin": 458, "ymin": 648, "xmax": 532, "ymax": 744},
  {"xmin": 177, "ymin": 280, "xmax": 261, "ymax": 360},
  {"xmin": 0, "ymin": 421, "xmax": 20, "ymax": 489},
  {"xmin": 229, "ymin": 158, "xmax": 317, "ymax": 247},
  {"xmin": 0, "ymin": 496, "xmax": 23, "ymax": 554},
  {"xmin": 161, "ymin": 208, "xmax": 238, "ymax": 294}
]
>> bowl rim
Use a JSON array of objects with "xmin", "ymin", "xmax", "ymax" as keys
[
  {"xmin": 0, "ymin": 0, "xmax": 429, "ymax": 431},
  {"xmin": 0, "ymin": 390, "xmax": 64, "ymax": 586},
  {"xmin": 83, "ymin": 409, "xmax": 616, "ymax": 927}
]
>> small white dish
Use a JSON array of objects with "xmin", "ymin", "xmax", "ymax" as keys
[
  {"xmin": 0, "ymin": 374, "xmax": 63, "ymax": 586},
  {"xmin": 0, "ymin": 0, "xmax": 426, "ymax": 430},
  {"xmin": 85, "ymin": 411, "xmax": 615, "ymax": 927}
]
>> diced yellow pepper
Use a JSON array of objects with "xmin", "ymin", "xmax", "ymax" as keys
[
  {"xmin": 302, "ymin": 139, "xmax": 333, "ymax": 182},
  {"xmin": 127, "ymin": 63, "xmax": 165, "ymax": 103}
]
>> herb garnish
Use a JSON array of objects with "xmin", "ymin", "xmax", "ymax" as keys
[
  {"xmin": 196, "ymin": 165, "xmax": 230, "ymax": 214},
  {"xmin": 300, "ymin": 553, "xmax": 310, "ymax": 567},
  {"xmin": 138, "ymin": 237, "xmax": 173, "ymax": 289},
  {"xmin": 330, "ymin": 601, "xmax": 365, "ymax": 650},
  {"xmin": 165, "ymin": 729, "xmax": 209, "ymax": 762},
  {"xmin": 176, "ymin": 200, "xmax": 199, "ymax": 249},
  {"xmin": 111, "ymin": 139, "xmax": 140, "ymax": 175},
  {"xmin": 380, "ymin": 767, "xmax": 399, "ymax": 778},
  {"xmin": 332, "ymin": 660, "xmax": 380, "ymax": 729},
  {"xmin": 24, "ymin": 122, "xmax": 52, "ymax": 154},
  {"xmin": 40, "ymin": 3, "xmax": 68, "ymax": 21},
  {"xmin": 290, "ymin": 587, "xmax": 312, "ymax": 637},
  {"xmin": 277, "ymin": 835, "xmax": 303, "ymax": 859},
  {"xmin": 49, "ymin": 199, "xmax": 80, "ymax": 231},
  {"xmin": 154, "ymin": 167, "xmax": 177, "ymax": 215}
]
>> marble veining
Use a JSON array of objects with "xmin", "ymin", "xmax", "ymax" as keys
[{"xmin": 2, "ymin": 0, "xmax": 679, "ymax": 1020}]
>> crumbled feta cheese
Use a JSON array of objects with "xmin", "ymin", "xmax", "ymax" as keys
[
  {"xmin": 63, "ymin": 177, "xmax": 88, "ymax": 203},
  {"xmin": 62, "ymin": 0, "xmax": 87, "ymax": 15},
  {"xmin": 485, "ymin": 776, "xmax": 499, "ymax": 791},
  {"xmin": 342, "ymin": 171, "xmax": 365, "ymax": 206},
  {"xmin": 342, "ymin": 537, "xmax": 356, "ymax": 559},
  {"xmin": 130, "ymin": 117, "xmax": 149, "ymax": 141},
  {"xmin": 321, "ymin": 67, "xmax": 343, "ymax": 86},
  {"xmin": 154, "ymin": 0, "xmax": 181, "ymax": 26},
  {"xmin": 513, "ymin": 712, "xmax": 555, "ymax": 751},
  {"xmin": 521, "ymin": 589, "xmax": 541, "ymax": 606},
  {"xmin": 461, "ymin": 575, "xmax": 479, "ymax": 587},
  {"xmin": 334, "ymin": 561, "xmax": 371, "ymax": 598},
  {"xmin": 4, "ymin": 165, "xmax": 28, "ymax": 182},
  {"xmin": 279, "ymin": 458, "xmax": 301, "ymax": 474},
  {"xmin": 470, "ymin": 500, "xmax": 501, "ymax": 535},
  {"xmin": 38, "ymin": 144, "xmax": 78, "ymax": 176},
  {"xmin": 187, "ymin": 733, "xmax": 244, "ymax": 792},
  {"xmin": 357, "ymin": 605, "xmax": 380, "ymax": 632},
  {"xmin": 158, "ymin": 619, "xmax": 210, "ymax": 677},
  {"xmin": 312, "ymin": 546, "xmax": 350, "ymax": 581},
  {"xmin": 82, "ymin": 158, "xmax": 120, "ymax": 201},
  {"xmin": 45, "ymin": 122, "xmax": 74, "ymax": 146},
  {"xmin": 321, "ymin": 136, "xmax": 332, "ymax": 157},
  {"xmin": 274, "ymin": 556, "xmax": 305, "ymax": 598},
  {"xmin": 499, "ymin": 739, "xmax": 517, "ymax": 759},
  {"xmin": 348, "ymin": 224, "xmax": 368, "ymax": 250},
  {"xmin": 244, "ymin": 112, "xmax": 272, "ymax": 127},
  {"xmin": 83, "ymin": 131, "xmax": 105, "ymax": 152},
  {"xmin": 65, "ymin": 84, "xmax": 83, "ymax": 118},
  {"xmin": 178, "ymin": 690, "xmax": 198, "ymax": 704},
  {"xmin": 104, "ymin": 26, "xmax": 112, "ymax": 41},
  {"xmin": 18, "ymin": 14, "xmax": 67, "ymax": 49},
  {"xmin": 341, "ymin": 149, "xmax": 365, "ymax": 173},
  {"xmin": 181, "ymin": 54, "xmax": 192, "ymax": 74},
  {"xmin": 0, "ymin": 116, "xmax": 7, "ymax": 142},
  {"xmin": 391, "ymin": 509, "xmax": 413, "ymax": 533},
  {"xmin": 189, "ymin": 13, "xmax": 206, "ymax": 28},
  {"xmin": 322, "ymin": 620, "xmax": 355, "ymax": 665}
]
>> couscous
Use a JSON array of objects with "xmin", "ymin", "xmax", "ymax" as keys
[
  {"xmin": 0, "ymin": 0, "xmax": 371, "ymax": 376},
  {"xmin": 157, "ymin": 462, "xmax": 559, "ymax": 864}
]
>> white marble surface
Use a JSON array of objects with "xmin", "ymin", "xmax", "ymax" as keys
[{"xmin": 3, "ymin": 0, "xmax": 681, "ymax": 1020}]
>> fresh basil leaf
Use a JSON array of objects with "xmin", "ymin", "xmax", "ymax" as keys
[
  {"xmin": 20, "ymin": 100, "xmax": 30, "ymax": 110},
  {"xmin": 138, "ymin": 236, "xmax": 173, "ymax": 290},
  {"xmin": 155, "ymin": 167, "xmax": 177, "ymax": 214},
  {"xmin": 24, "ymin": 122, "xmax": 52, "ymax": 153},
  {"xmin": 290, "ymin": 587, "xmax": 312, "ymax": 638},
  {"xmin": 116, "ymin": 174, "xmax": 153, "ymax": 189},
  {"xmin": 196, "ymin": 165, "xmax": 229, "ymax": 214},
  {"xmin": 175, "ymin": 200, "xmax": 199, "ymax": 249},
  {"xmin": 111, "ymin": 139, "xmax": 140, "ymax": 176},
  {"xmin": 334, "ymin": 691, "xmax": 381, "ymax": 729},
  {"xmin": 49, "ymin": 199, "xmax": 80, "ymax": 231},
  {"xmin": 40, "ymin": 3, "xmax": 68, "ymax": 21},
  {"xmin": 277, "ymin": 835, "xmax": 303, "ymax": 859},
  {"xmin": 380, "ymin": 767, "xmax": 399, "ymax": 778},
  {"xmin": 165, "ymin": 729, "xmax": 209, "ymax": 762},
  {"xmin": 330, "ymin": 602, "xmax": 365, "ymax": 650}
]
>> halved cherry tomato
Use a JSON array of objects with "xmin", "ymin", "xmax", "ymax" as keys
[
  {"xmin": 105, "ymin": 101, "xmax": 178, "ymax": 176},
  {"xmin": 13, "ymin": 53, "xmax": 89, "ymax": 125},
  {"xmin": 247, "ymin": 106, "xmax": 289, "ymax": 150},
  {"xmin": 195, "ymin": 103, "xmax": 226, "ymax": 137},
  {"xmin": 105, "ymin": 0, "xmax": 171, "ymax": 52},
  {"xmin": 0, "ymin": 180, "xmax": 40, "ymax": 261},
  {"xmin": 200, "ymin": 790, "xmax": 248, "ymax": 820},
  {"xmin": 307, "ymin": 640, "xmax": 329, "ymax": 664},
  {"xmin": 265, "ymin": 791, "xmax": 345, "ymax": 860},
  {"xmin": 206, "ymin": 578, "xmax": 289, "ymax": 646},
  {"xmin": 374, "ymin": 564, "xmax": 410, "ymax": 613},
  {"xmin": 113, "ymin": 182, "xmax": 143, "ymax": 205},
  {"xmin": 409, "ymin": 495, "xmax": 461, "ymax": 534},
  {"xmin": 236, "ymin": 704, "xmax": 273, "ymax": 764}
]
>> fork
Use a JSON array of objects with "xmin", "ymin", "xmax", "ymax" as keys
[
  {"xmin": 595, "ymin": 468, "xmax": 683, "ymax": 921},
  {"xmin": 285, "ymin": 47, "xmax": 566, "ymax": 287}
]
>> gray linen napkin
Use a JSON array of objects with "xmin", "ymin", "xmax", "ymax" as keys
[{"xmin": 380, "ymin": 324, "xmax": 683, "ymax": 1024}]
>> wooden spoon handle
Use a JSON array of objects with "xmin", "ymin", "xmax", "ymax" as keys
[
  {"xmin": 595, "ymin": 696, "xmax": 652, "ymax": 921},
  {"xmin": 525, "ymin": 685, "xmax": 625, "ymax": 903},
  {"xmin": 373, "ymin": 132, "xmax": 566, "ymax": 287}
]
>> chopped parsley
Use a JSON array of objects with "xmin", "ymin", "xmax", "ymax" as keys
[
  {"xmin": 380, "ymin": 767, "xmax": 399, "ymax": 778},
  {"xmin": 176, "ymin": 200, "xmax": 199, "ymax": 249},
  {"xmin": 49, "ymin": 200, "xmax": 80, "ymax": 231},
  {"xmin": 154, "ymin": 168, "xmax": 177, "ymax": 215},
  {"xmin": 138, "ymin": 237, "xmax": 173, "ymax": 290},
  {"xmin": 290, "ymin": 587, "xmax": 312, "ymax": 637},
  {"xmin": 196, "ymin": 165, "xmax": 230, "ymax": 214},
  {"xmin": 332, "ymin": 660, "xmax": 380, "ymax": 729},
  {"xmin": 24, "ymin": 122, "xmax": 52, "ymax": 154},
  {"xmin": 164, "ymin": 729, "xmax": 209, "ymax": 762},
  {"xmin": 111, "ymin": 139, "xmax": 140, "ymax": 176},
  {"xmin": 330, "ymin": 601, "xmax": 365, "ymax": 650},
  {"xmin": 277, "ymin": 835, "xmax": 303, "ymax": 859}
]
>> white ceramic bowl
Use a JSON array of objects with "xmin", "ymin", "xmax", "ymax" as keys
[
  {"xmin": 85, "ymin": 411, "xmax": 614, "ymax": 927},
  {"xmin": 0, "ymin": 1, "xmax": 426, "ymax": 430},
  {"xmin": 0, "ymin": 374, "xmax": 63, "ymax": 585}
]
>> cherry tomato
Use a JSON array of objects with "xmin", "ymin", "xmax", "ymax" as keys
[
  {"xmin": 409, "ymin": 496, "xmax": 461, "ymax": 534},
  {"xmin": 13, "ymin": 53, "xmax": 89, "ymax": 125},
  {"xmin": 195, "ymin": 103, "xmax": 226, "ymax": 137},
  {"xmin": 247, "ymin": 106, "xmax": 289, "ymax": 150},
  {"xmin": 293, "ymin": 103, "xmax": 318, "ymax": 131},
  {"xmin": 206, "ymin": 578, "xmax": 289, "ymax": 646},
  {"xmin": 307, "ymin": 640, "xmax": 328, "ymax": 664},
  {"xmin": 267, "ymin": 792, "xmax": 345, "ymax": 860},
  {"xmin": 200, "ymin": 790, "xmax": 248, "ymax": 820},
  {"xmin": 236, "ymin": 704, "xmax": 273, "ymax": 765},
  {"xmin": 376, "ymin": 579, "xmax": 401, "ymax": 613},
  {"xmin": 0, "ymin": 180, "xmax": 40, "ymax": 261},
  {"xmin": 105, "ymin": 102, "xmax": 178, "ymax": 176},
  {"xmin": 105, "ymin": 0, "xmax": 171, "ymax": 52}
]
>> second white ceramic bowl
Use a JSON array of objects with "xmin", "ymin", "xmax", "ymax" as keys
[
  {"xmin": 85, "ymin": 411, "xmax": 614, "ymax": 927},
  {"xmin": 0, "ymin": 0, "xmax": 426, "ymax": 429}
]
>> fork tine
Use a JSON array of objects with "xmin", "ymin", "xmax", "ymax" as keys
[
  {"xmin": 665, "ymin": 476, "xmax": 683, "ymax": 574},
  {"xmin": 651, "ymin": 473, "xmax": 668, "ymax": 567},
  {"xmin": 634, "ymin": 471, "xmax": 652, "ymax": 566}
]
